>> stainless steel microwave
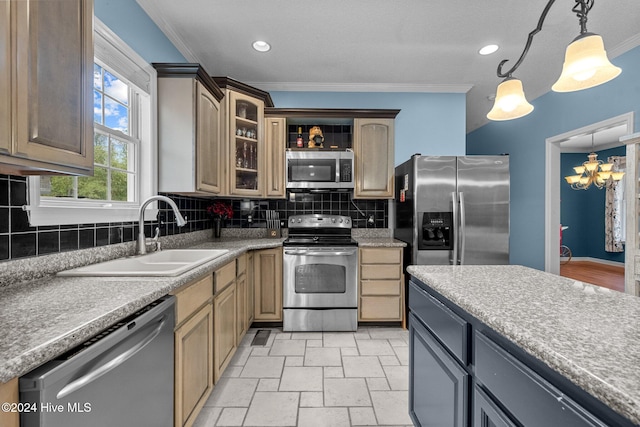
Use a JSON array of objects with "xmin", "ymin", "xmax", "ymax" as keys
[{"xmin": 286, "ymin": 150, "xmax": 354, "ymax": 190}]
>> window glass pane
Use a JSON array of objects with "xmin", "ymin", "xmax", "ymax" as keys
[
  {"xmin": 103, "ymin": 70, "xmax": 128, "ymax": 105},
  {"xmin": 104, "ymin": 97, "xmax": 129, "ymax": 134},
  {"xmin": 94, "ymin": 133, "xmax": 108, "ymax": 166},
  {"xmin": 93, "ymin": 64, "xmax": 102, "ymax": 90},
  {"xmin": 110, "ymin": 138, "xmax": 129, "ymax": 171},
  {"xmin": 93, "ymin": 91, "xmax": 103, "ymax": 125},
  {"xmin": 42, "ymin": 176, "xmax": 75, "ymax": 198},
  {"xmin": 111, "ymin": 171, "xmax": 132, "ymax": 201},
  {"xmin": 39, "ymin": 60, "xmax": 139, "ymax": 205},
  {"xmin": 78, "ymin": 167, "xmax": 108, "ymax": 200}
]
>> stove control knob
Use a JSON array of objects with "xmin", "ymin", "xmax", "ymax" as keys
[
  {"xmin": 345, "ymin": 218, "xmax": 350, "ymax": 224},
  {"xmin": 298, "ymin": 218, "xmax": 302, "ymax": 223},
  {"xmin": 339, "ymin": 218, "xmax": 344, "ymax": 223},
  {"xmin": 332, "ymin": 218, "xmax": 336, "ymax": 223},
  {"xmin": 290, "ymin": 218, "xmax": 295, "ymax": 223}
]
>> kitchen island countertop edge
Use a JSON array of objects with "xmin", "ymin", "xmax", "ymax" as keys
[{"xmin": 407, "ymin": 264, "xmax": 640, "ymax": 425}]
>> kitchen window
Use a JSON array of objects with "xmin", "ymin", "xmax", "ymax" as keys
[{"xmin": 26, "ymin": 19, "xmax": 157, "ymax": 226}]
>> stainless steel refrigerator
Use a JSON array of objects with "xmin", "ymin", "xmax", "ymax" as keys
[{"xmin": 394, "ymin": 155, "xmax": 510, "ymax": 265}]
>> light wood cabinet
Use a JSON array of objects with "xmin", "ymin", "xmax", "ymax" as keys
[
  {"xmin": 196, "ymin": 83, "xmax": 223, "ymax": 193},
  {"xmin": 213, "ymin": 77, "xmax": 275, "ymax": 198},
  {"xmin": 175, "ymin": 304, "xmax": 213, "ymax": 427},
  {"xmin": 359, "ymin": 247, "xmax": 404, "ymax": 322},
  {"xmin": 213, "ymin": 280, "xmax": 237, "ymax": 382},
  {"xmin": 214, "ymin": 261, "xmax": 236, "ymax": 294},
  {"xmin": 171, "ymin": 275, "xmax": 214, "ymax": 427},
  {"xmin": 155, "ymin": 64, "xmax": 225, "ymax": 195},
  {"xmin": 353, "ymin": 118, "xmax": 395, "ymax": 199},
  {"xmin": 0, "ymin": 0, "xmax": 93, "ymax": 175},
  {"xmin": 264, "ymin": 117, "xmax": 286, "ymax": 198},
  {"xmin": 253, "ymin": 247, "xmax": 283, "ymax": 321},
  {"xmin": 264, "ymin": 108, "xmax": 398, "ymax": 199},
  {"xmin": 0, "ymin": 378, "xmax": 19, "ymax": 427},
  {"xmin": 236, "ymin": 254, "xmax": 248, "ymax": 343},
  {"xmin": 0, "ymin": 1, "xmax": 9, "ymax": 156},
  {"xmin": 227, "ymin": 91, "xmax": 264, "ymax": 197},
  {"xmin": 247, "ymin": 251, "xmax": 255, "ymax": 324}
]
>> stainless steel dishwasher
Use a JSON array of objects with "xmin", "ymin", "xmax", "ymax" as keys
[{"xmin": 19, "ymin": 295, "xmax": 175, "ymax": 427}]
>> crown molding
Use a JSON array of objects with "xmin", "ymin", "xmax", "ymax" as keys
[
  {"xmin": 246, "ymin": 81, "xmax": 473, "ymax": 94},
  {"xmin": 609, "ymin": 33, "xmax": 640, "ymax": 59},
  {"xmin": 136, "ymin": 0, "xmax": 201, "ymax": 63}
]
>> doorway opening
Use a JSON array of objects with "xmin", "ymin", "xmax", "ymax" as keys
[{"xmin": 545, "ymin": 112, "xmax": 633, "ymax": 291}]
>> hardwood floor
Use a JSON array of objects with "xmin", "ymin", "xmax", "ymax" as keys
[{"xmin": 560, "ymin": 261, "xmax": 625, "ymax": 292}]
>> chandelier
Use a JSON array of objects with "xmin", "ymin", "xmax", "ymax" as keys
[
  {"xmin": 564, "ymin": 135, "xmax": 624, "ymax": 190},
  {"xmin": 487, "ymin": 0, "xmax": 621, "ymax": 121}
]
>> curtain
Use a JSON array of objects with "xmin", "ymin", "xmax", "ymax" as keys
[{"xmin": 605, "ymin": 156, "xmax": 625, "ymax": 252}]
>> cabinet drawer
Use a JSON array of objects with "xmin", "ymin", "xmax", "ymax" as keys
[
  {"xmin": 475, "ymin": 332, "xmax": 608, "ymax": 427},
  {"xmin": 215, "ymin": 261, "xmax": 236, "ymax": 294},
  {"xmin": 360, "ymin": 247, "xmax": 402, "ymax": 264},
  {"xmin": 409, "ymin": 281, "xmax": 468, "ymax": 365},
  {"xmin": 361, "ymin": 280, "xmax": 402, "ymax": 296},
  {"xmin": 172, "ymin": 275, "xmax": 213, "ymax": 326},
  {"xmin": 236, "ymin": 253, "xmax": 247, "ymax": 276},
  {"xmin": 360, "ymin": 296, "xmax": 402, "ymax": 321},
  {"xmin": 361, "ymin": 264, "xmax": 401, "ymax": 280}
]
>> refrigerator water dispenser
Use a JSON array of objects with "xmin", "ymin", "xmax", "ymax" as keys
[{"xmin": 419, "ymin": 212, "xmax": 452, "ymax": 250}]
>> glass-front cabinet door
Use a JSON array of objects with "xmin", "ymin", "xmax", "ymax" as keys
[{"xmin": 229, "ymin": 91, "xmax": 264, "ymax": 196}]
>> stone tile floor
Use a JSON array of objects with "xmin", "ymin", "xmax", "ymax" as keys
[{"xmin": 194, "ymin": 327, "xmax": 414, "ymax": 427}]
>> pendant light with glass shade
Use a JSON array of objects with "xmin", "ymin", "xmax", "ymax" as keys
[
  {"xmin": 487, "ymin": 0, "xmax": 621, "ymax": 121},
  {"xmin": 564, "ymin": 133, "xmax": 625, "ymax": 190}
]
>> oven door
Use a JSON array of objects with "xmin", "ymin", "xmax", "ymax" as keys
[{"xmin": 283, "ymin": 247, "xmax": 358, "ymax": 308}]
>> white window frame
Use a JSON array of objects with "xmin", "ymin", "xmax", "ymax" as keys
[{"xmin": 26, "ymin": 19, "xmax": 158, "ymax": 226}]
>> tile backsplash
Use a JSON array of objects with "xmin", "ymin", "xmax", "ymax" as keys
[
  {"xmin": 0, "ymin": 175, "xmax": 210, "ymax": 262},
  {"xmin": 221, "ymin": 192, "xmax": 388, "ymax": 230},
  {"xmin": 0, "ymin": 174, "xmax": 388, "ymax": 262}
]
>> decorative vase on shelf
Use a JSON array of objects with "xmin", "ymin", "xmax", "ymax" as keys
[{"xmin": 213, "ymin": 217, "xmax": 222, "ymax": 239}]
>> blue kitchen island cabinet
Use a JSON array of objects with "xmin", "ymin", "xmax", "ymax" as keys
[
  {"xmin": 407, "ymin": 265, "xmax": 640, "ymax": 427},
  {"xmin": 409, "ymin": 312, "xmax": 468, "ymax": 427}
]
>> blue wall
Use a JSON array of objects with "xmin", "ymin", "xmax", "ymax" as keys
[
  {"xmin": 270, "ymin": 92, "xmax": 467, "ymax": 164},
  {"xmin": 94, "ymin": 2, "xmax": 468, "ymax": 166},
  {"xmin": 468, "ymin": 46, "xmax": 640, "ymax": 270},
  {"xmin": 95, "ymin": 0, "xmax": 186, "ymax": 63},
  {"xmin": 561, "ymin": 146, "xmax": 626, "ymax": 263}
]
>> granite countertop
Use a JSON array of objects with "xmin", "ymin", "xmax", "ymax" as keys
[
  {"xmin": 0, "ymin": 230, "xmax": 402, "ymax": 384},
  {"xmin": 0, "ymin": 237, "xmax": 283, "ymax": 383},
  {"xmin": 353, "ymin": 237, "xmax": 407, "ymax": 247},
  {"xmin": 407, "ymin": 264, "xmax": 640, "ymax": 425}
]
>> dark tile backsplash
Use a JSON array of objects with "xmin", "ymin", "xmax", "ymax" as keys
[
  {"xmin": 0, "ymin": 173, "xmax": 388, "ymax": 262},
  {"xmin": 220, "ymin": 192, "xmax": 388, "ymax": 230},
  {"xmin": 0, "ymin": 174, "xmax": 211, "ymax": 263}
]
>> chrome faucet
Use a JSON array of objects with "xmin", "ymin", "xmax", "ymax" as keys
[{"xmin": 137, "ymin": 195, "xmax": 187, "ymax": 255}]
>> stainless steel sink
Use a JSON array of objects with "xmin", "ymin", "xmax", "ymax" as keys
[{"xmin": 57, "ymin": 249, "xmax": 229, "ymax": 277}]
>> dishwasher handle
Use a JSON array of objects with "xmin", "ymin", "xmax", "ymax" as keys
[{"xmin": 56, "ymin": 315, "xmax": 167, "ymax": 400}]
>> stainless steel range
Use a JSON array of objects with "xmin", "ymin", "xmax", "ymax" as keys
[{"xmin": 283, "ymin": 214, "xmax": 358, "ymax": 332}]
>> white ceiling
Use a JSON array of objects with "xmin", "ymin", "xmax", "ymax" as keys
[{"xmin": 136, "ymin": 0, "xmax": 640, "ymax": 134}]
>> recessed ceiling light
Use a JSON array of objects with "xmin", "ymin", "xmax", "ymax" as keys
[
  {"xmin": 252, "ymin": 40, "xmax": 271, "ymax": 52},
  {"xmin": 479, "ymin": 44, "xmax": 499, "ymax": 55}
]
